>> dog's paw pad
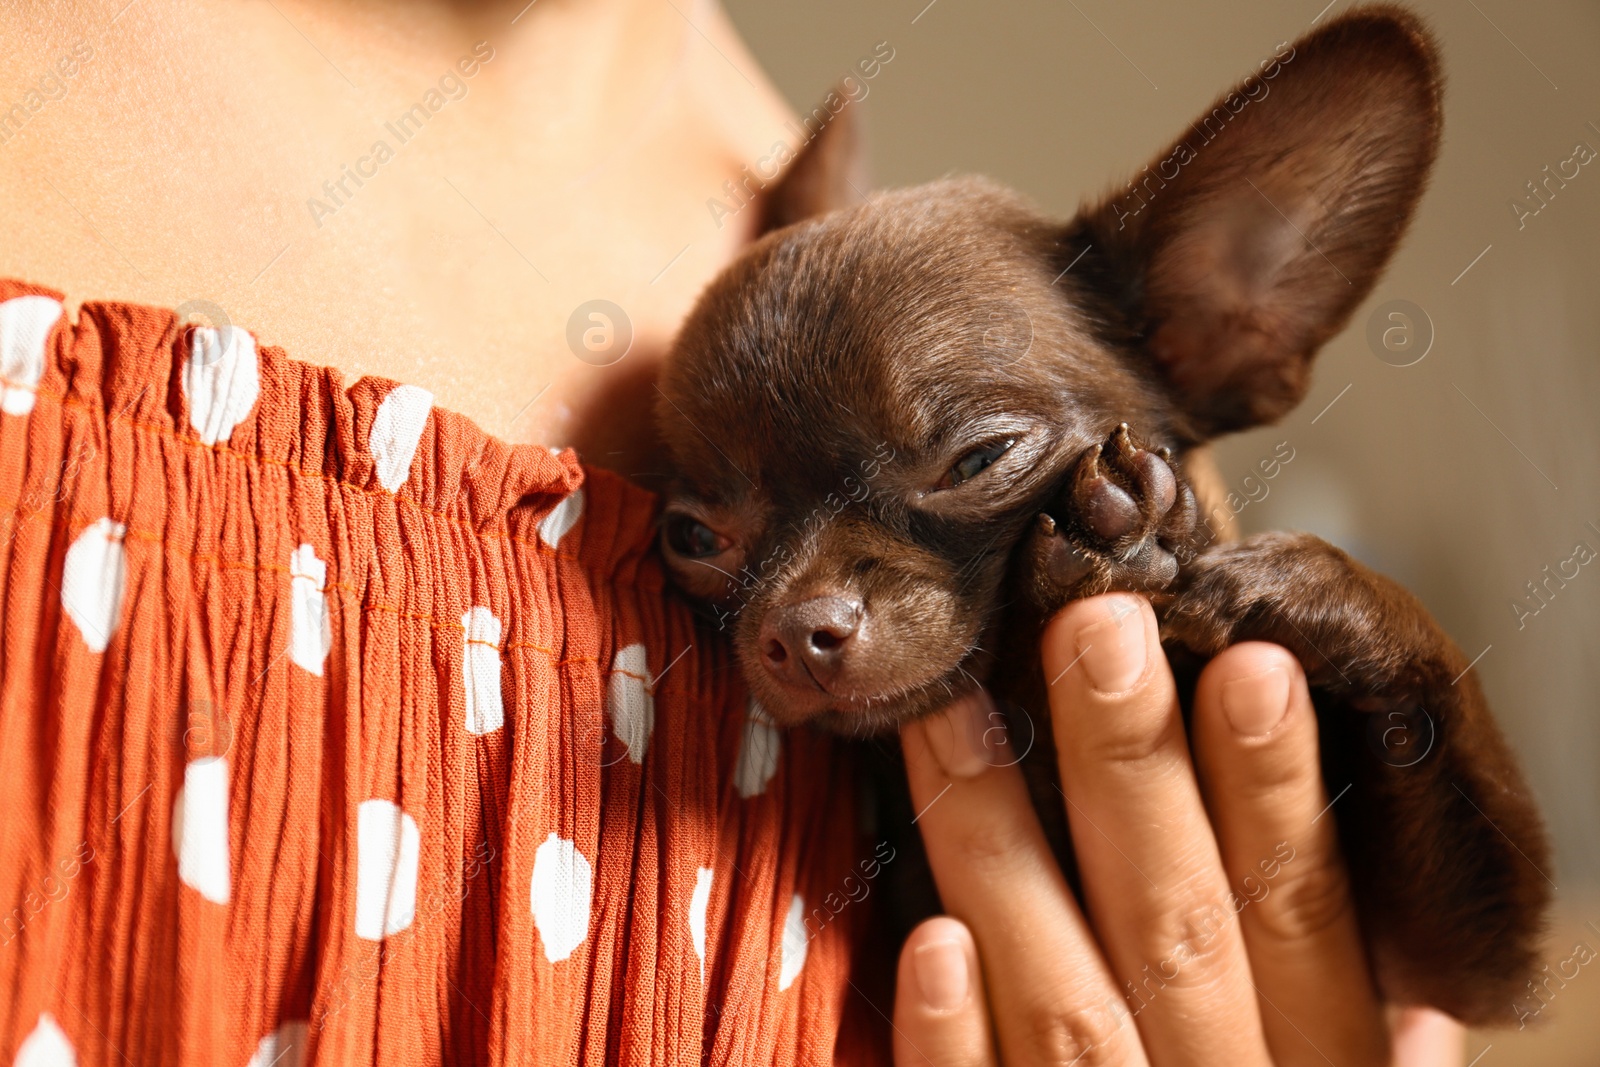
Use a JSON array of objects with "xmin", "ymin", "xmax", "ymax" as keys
[
  {"xmin": 1076, "ymin": 448, "xmax": 1143, "ymax": 540},
  {"xmin": 1068, "ymin": 424, "xmax": 1192, "ymax": 550},
  {"xmin": 1159, "ymin": 474, "xmax": 1199, "ymax": 548},
  {"xmin": 1027, "ymin": 425, "xmax": 1203, "ymax": 603},
  {"xmin": 1034, "ymin": 512, "xmax": 1095, "ymax": 590}
]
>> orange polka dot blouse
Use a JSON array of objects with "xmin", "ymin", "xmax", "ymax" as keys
[{"xmin": 0, "ymin": 279, "xmax": 882, "ymax": 1066}]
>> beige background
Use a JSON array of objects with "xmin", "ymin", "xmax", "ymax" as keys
[{"xmin": 722, "ymin": 0, "xmax": 1600, "ymax": 1059}]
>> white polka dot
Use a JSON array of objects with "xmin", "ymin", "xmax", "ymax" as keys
[
  {"xmin": 779, "ymin": 893, "xmax": 808, "ymax": 991},
  {"xmin": 461, "ymin": 606, "xmax": 504, "ymax": 735},
  {"xmin": 171, "ymin": 757, "xmax": 231, "ymax": 905},
  {"xmin": 289, "ymin": 544, "xmax": 331, "ymax": 677},
  {"xmin": 538, "ymin": 487, "xmax": 584, "ymax": 548},
  {"xmin": 183, "ymin": 326, "xmax": 260, "ymax": 446},
  {"xmin": 14, "ymin": 1012, "xmax": 76, "ymax": 1067},
  {"xmin": 246, "ymin": 1020, "xmax": 308, "ymax": 1067},
  {"xmin": 530, "ymin": 832, "xmax": 592, "ymax": 963},
  {"xmin": 689, "ymin": 866, "xmax": 713, "ymax": 981},
  {"xmin": 605, "ymin": 642, "xmax": 653, "ymax": 764},
  {"xmin": 734, "ymin": 699, "xmax": 781, "ymax": 798},
  {"xmin": 0, "ymin": 295, "xmax": 63, "ymax": 417},
  {"xmin": 355, "ymin": 799, "xmax": 421, "ymax": 940},
  {"xmin": 61, "ymin": 517, "xmax": 127, "ymax": 654},
  {"xmin": 369, "ymin": 383, "xmax": 433, "ymax": 493}
]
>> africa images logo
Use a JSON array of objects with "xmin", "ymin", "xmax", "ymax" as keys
[{"xmin": 305, "ymin": 42, "xmax": 496, "ymax": 228}]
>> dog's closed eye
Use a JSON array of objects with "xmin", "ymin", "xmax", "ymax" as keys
[
  {"xmin": 935, "ymin": 438, "xmax": 1015, "ymax": 491},
  {"xmin": 664, "ymin": 513, "xmax": 731, "ymax": 559},
  {"xmin": 660, "ymin": 510, "xmax": 746, "ymax": 602}
]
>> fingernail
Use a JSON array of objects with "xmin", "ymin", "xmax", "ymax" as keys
[
  {"xmin": 1222, "ymin": 666, "xmax": 1290, "ymax": 736},
  {"xmin": 1075, "ymin": 597, "xmax": 1147, "ymax": 694},
  {"xmin": 922, "ymin": 689, "xmax": 1003, "ymax": 779},
  {"xmin": 913, "ymin": 937, "xmax": 969, "ymax": 1013}
]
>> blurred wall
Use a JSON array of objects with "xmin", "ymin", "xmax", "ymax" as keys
[{"xmin": 722, "ymin": 0, "xmax": 1600, "ymax": 893}]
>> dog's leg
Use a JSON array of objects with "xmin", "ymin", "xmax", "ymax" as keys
[{"xmin": 1159, "ymin": 532, "xmax": 1550, "ymax": 1026}]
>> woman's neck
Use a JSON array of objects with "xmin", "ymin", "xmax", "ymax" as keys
[{"xmin": 0, "ymin": 0, "xmax": 791, "ymax": 480}]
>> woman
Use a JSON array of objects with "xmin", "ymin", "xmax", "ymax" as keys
[{"xmin": 0, "ymin": 0, "xmax": 1461, "ymax": 1062}]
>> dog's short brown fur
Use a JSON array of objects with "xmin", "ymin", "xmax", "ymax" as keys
[{"xmin": 656, "ymin": 7, "xmax": 1549, "ymax": 1026}]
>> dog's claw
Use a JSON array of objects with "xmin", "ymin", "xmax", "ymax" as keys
[{"xmin": 1110, "ymin": 422, "xmax": 1137, "ymax": 459}]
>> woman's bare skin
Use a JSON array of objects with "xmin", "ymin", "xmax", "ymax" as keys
[{"xmin": 0, "ymin": 0, "xmax": 789, "ymax": 474}]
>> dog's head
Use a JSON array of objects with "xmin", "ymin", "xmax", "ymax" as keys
[{"xmin": 657, "ymin": 9, "xmax": 1441, "ymax": 732}]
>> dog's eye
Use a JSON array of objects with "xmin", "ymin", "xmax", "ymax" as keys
[
  {"xmin": 664, "ymin": 515, "xmax": 731, "ymax": 558},
  {"xmin": 939, "ymin": 438, "xmax": 1015, "ymax": 490}
]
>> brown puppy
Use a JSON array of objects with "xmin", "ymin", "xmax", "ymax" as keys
[{"xmin": 656, "ymin": 7, "xmax": 1549, "ymax": 1027}]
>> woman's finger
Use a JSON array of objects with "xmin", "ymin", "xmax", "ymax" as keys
[
  {"xmin": 1389, "ymin": 1007, "xmax": 1466, "ymax": 1067},
  {"xmin": 1190, "ymin": 642, "xmax": 1389, "ymax": 1067},
  {"xmin": 893, "ymin": 917, "xmax": 998, "ymax": 1067},
  {"xmin": 902, "ymin": 691, "xmax": 1148, "ymax": 1066},
  {"xmin": 1044, "ymin": 594, "xmax": 1270, "ymax": 1067}
]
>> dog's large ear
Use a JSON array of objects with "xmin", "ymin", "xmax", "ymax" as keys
[
  {"xmin": 1070, "ymin": 8, "xmax": 1442, "ymax": 439},
  {"xmin": 758, "ymin": 94, "xmax": 869, "ymax": 232}
]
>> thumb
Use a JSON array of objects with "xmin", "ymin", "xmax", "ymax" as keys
[
  {"xmin": 1389, "ymin": 1007, "xmax": 1466, "ymax": 1067},
  {"xmin": 893, "ymin": 917, "xmax": 998, "ymax": 1067}
]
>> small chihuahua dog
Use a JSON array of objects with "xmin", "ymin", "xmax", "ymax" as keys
[{"xmin": 657, "ymin": 7, "xmax": 1548, "ymax": 1025}]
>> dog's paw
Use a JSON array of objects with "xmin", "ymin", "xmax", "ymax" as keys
[{"xmin": 1024, "ymin": 424, "xmax": 1199, "ymax": 605}]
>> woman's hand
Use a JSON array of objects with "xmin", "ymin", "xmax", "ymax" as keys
[{"xmin": 891, "ymin": 592, "xmax": 1466, "ymax": 1066}]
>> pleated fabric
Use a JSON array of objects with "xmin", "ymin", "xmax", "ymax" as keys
[{"xmin": 0, "ymin": 279, "xmax": 878, "ymax": 1066}]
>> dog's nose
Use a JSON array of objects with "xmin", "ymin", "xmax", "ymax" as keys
[{"xmin": 759, "ymin": 596, "xmax": 863, "ymax": 690}]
